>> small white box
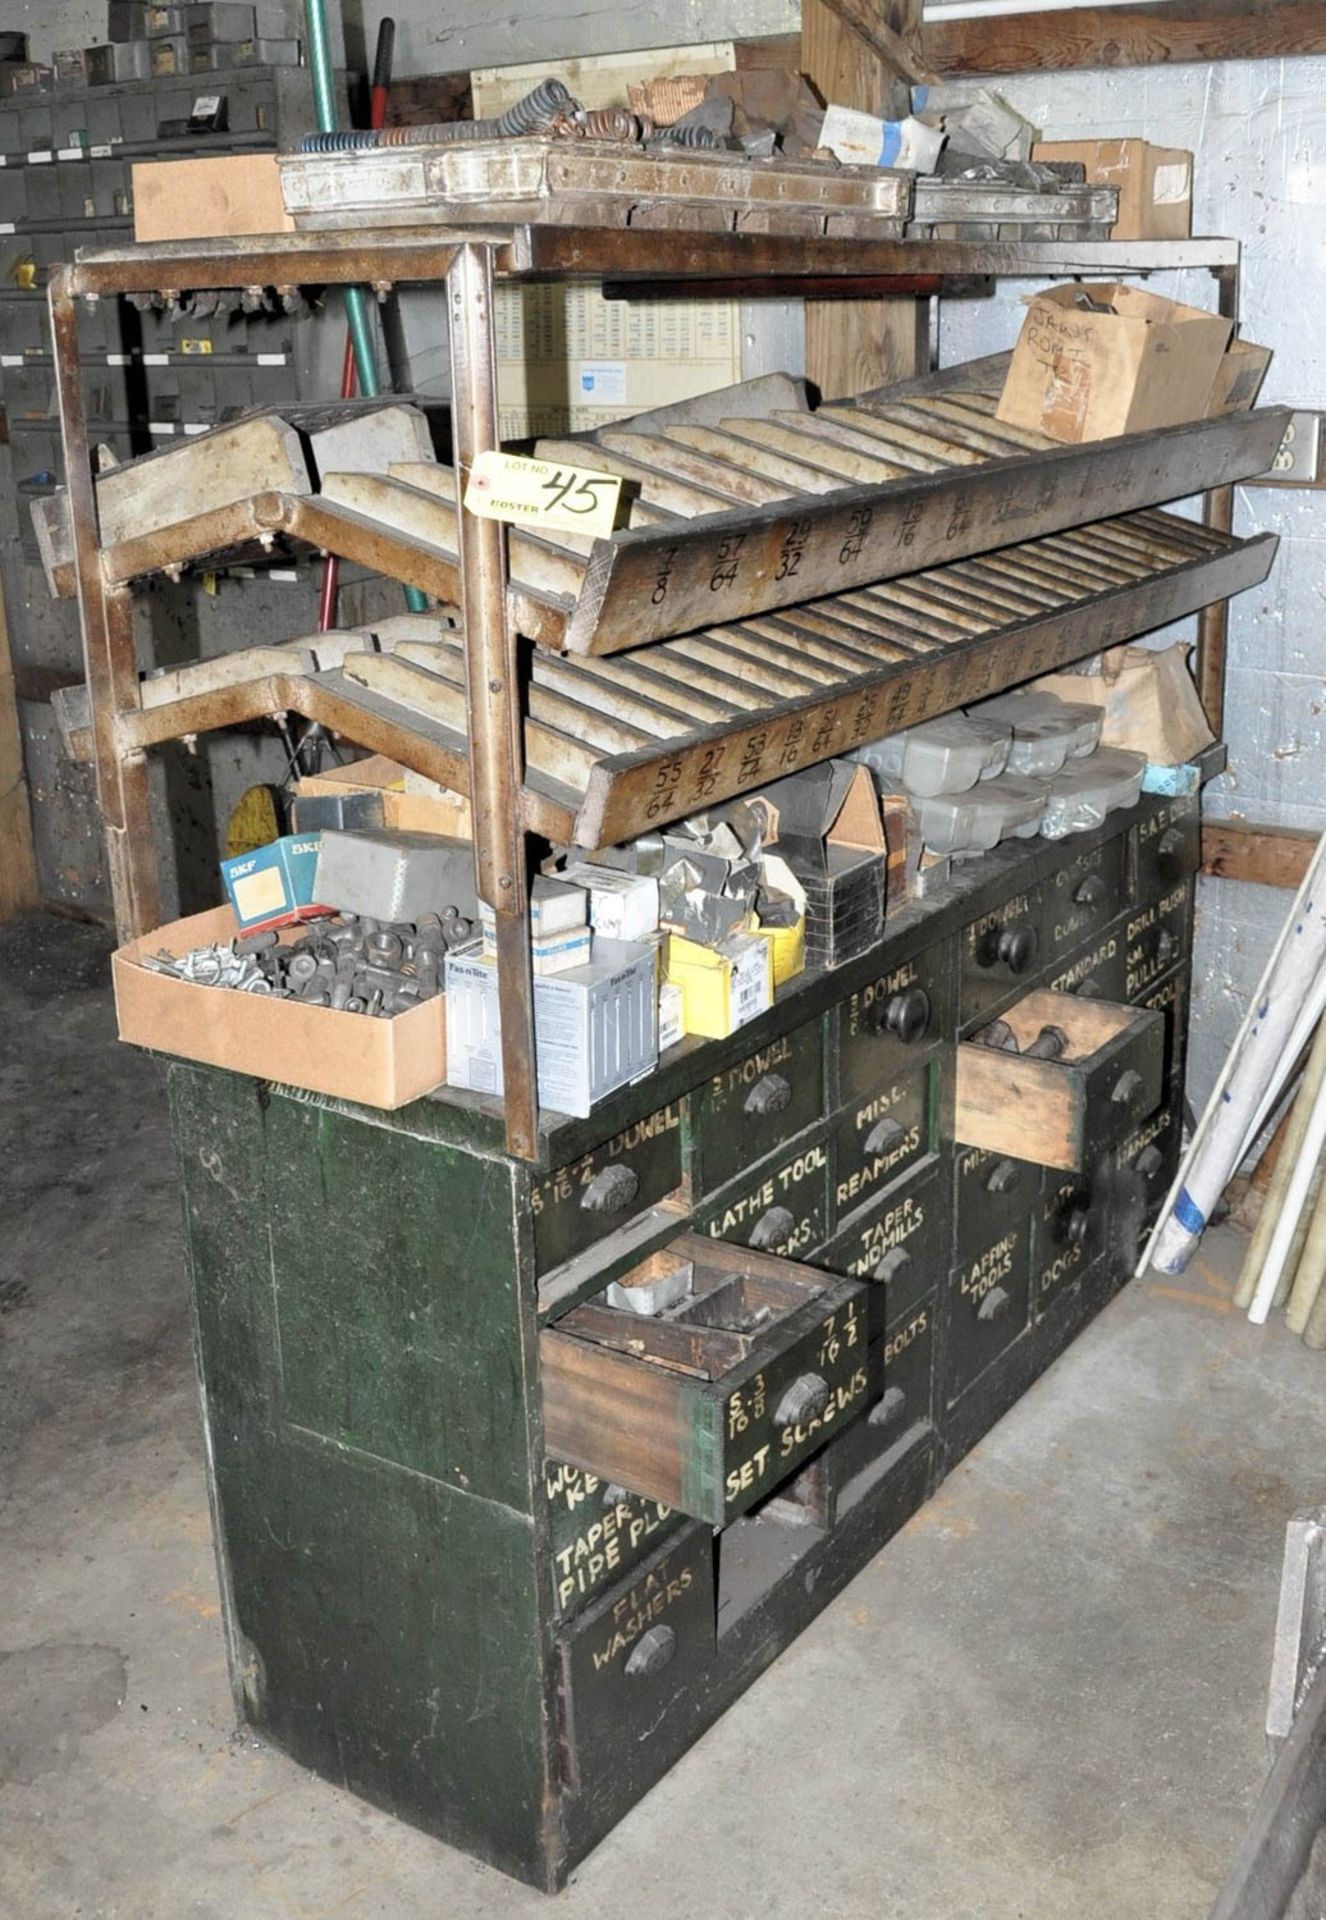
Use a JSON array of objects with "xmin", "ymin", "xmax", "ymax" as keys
[
  {"xmin": 658, "ymin": 980, "xmax": 684, "ymax": 1054},
  {"xmin": 561, "ymin": 863, "xmax": 660, "ymax": 942},
  {"xmin": 479, "ymin": 874, "xmax": 587, "ymax": 938},
  {"xmin": 481, "ymin": 921, "xmax": 593, "ymax": 976},
  {"xmin": 445, "ymin": 938, "xmax": 657, "ymax": 1117}
]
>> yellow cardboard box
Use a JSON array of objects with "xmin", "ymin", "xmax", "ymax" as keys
[{"xmin": 664, "ymin": 930, "xmax": 773, "ymax": 1039}]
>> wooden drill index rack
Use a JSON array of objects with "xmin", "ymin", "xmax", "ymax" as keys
[{"xmin": 50, "ymin": 217, "xmax": 1259, "ymax": 1159}]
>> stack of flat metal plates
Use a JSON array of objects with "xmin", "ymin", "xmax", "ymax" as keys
[
  {"xmin": 908, "ymin": 176, "xmax": 1119, "ymax": 242},
  {"xmin": 276, "ymin": 139, "xmax": 913, "ymax": 239}
]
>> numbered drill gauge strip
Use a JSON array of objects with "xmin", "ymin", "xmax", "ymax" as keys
[
  {"xmin": 69, "ymin": 510, "xmax": 1276, "ymax": 853},
  {"xmin": 86, "ymin": 388, "xmax": 1288, "ymax": 665}
]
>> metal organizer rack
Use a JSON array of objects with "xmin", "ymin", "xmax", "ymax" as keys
[{"xmin": 50, "ymin": 217, "xmax": 1279, "ymax": 1158}]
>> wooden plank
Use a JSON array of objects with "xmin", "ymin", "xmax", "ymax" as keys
[
  {"xmin": 802, "ymin": 0, "xmax": 929, "ymax": 402},
  {"xmin": 561, "ymin": 407, "xmax": 1290, "ymax": 654},
  {"xmin": 572, "ymin": 532, "xmax": 1277, "ymax": 846},
  {"xmin": 924, "ymin": 0, "xmax": 1326, "ymax": 73},
  {"xmin": 1201, "ymin": 821, "xmax": 1320, "ymax": 889}
]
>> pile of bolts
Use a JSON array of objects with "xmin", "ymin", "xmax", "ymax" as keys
[{"xmin": 144, "ymin": 909, "xmax": 474, "ymax": 1016}]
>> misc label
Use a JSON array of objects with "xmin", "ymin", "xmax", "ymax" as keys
[{"xmin": 463, "ymin": 448, "xmax": 622, "ymax": 538}]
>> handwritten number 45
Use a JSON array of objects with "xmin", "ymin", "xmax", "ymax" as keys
[{"xmin": 541, "ymin": 470, "xmax": 616, "ymax": 515}]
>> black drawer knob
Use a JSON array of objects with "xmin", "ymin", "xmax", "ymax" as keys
[
  {"xmin": 580, "ymin": 1164, "xmax": 640, "ymax": 1215},
  {"xmin": 625, "ymin": 1624, "xmax": 676, "ymax": 1678},
  {"xmin": 979, "ymin": 924, "xmax": 1038, "ymax": 973},
  {"xmin": 873, "ymin": 984, "xmax": 931, "ymax": 1044},
  {"xmin": 1073, "ymin": 873, "xmax": 1108, "ymax": 908},
  {"xmin": 774, "ymin": 1372, "xmax": 830, "ymax": 1428},
  {"xmin": 868, "ymin": 1384, "xmax": 907, "ymax": 1429},
  {"xmin": 1074, "ymin": 976, "xmax": 1105, "ymax": 1000},
  {"xmin": 986, "ymin": 1158, "xmax": 1022, "ymax": 1196},
  {"xmin": 872, "ymin": 1246, "xmax": 911, "ymax": 1284},
  {"xmin": 1112, "ymin": 1069, "xmax": 1146, "ymax": 1108},
  {"xmin": 998, "ymin": 926, "xmax": 1038, "ymax": 973},
  {"xmin": 1156, "ymin": 825, "xmax": 1188, "ymax": 879},
  {"xmin": 744, "ymin": 1072, "xmax": 792, "ymax": 1118},
  {"xmin": 1065, "ymin": 1206, "xmax": 1091, "ymax": 1249},
  {"xmin": 748, "ymin": 1204, "xmax": 795, "ymax": 1251},
  {"xmin": 1135, "ymin": 1145, "xmax": 1164, "ymax": 1177},
  {"xmin": 1156, "ymin": 929, "xmax": 1176, "ymax": 965},
  {"xmin": 864, "ymin": 1115, "xmax": 905, "ymax": 1157},
  {"xmin": 977, "ymin": 1285, "xmax": 1012, "ymax": 1322}
]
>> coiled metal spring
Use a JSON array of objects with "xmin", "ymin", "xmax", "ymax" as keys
[{"xmin": 299, "ymin": 129, "xmax": 382, "ymax": 152}]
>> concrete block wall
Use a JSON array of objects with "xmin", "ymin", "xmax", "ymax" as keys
[{"xmin": 935, "ymin": 59, "xmax": 1326, "ymax": 1110}]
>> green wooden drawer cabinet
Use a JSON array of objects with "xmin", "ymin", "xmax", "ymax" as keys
[{"xmin": 169, "ymin": 786, "xmax": 1198, "ymax": 1891}]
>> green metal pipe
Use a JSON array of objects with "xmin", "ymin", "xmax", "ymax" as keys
[{"xmin": 303, "ymin": 0, "xmax": 428, "ymax": 612}]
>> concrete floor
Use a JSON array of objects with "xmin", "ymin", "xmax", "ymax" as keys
[{"xmin": 4, "ymin": 911, "xmax": 1325, "ymax": 1920}]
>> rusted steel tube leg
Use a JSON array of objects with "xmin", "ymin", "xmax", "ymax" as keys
[
  {"xmin": 1196, "ymin": 262, "xmax": 1240, "ymax": 734},
  {"xmin": 446, "ymin": 241, "xmax": 538, "ymax": 1159},
  {"xmin": 50, "ymin": 268, "xmax": 161, "ymax": 941}
]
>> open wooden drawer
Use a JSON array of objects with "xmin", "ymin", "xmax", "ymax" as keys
[
  {"xmin": 541, "ymin": 1234, "xmax": 871, "ymax": 1526},
  {"xmin": 955, "ymin": 988, "xmax": 1164, "ymax": 1173}
]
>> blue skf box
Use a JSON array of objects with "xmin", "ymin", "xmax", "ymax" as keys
[{"xmin": 219, "ymin": 833, "xmax": 327, "ymax": 934}]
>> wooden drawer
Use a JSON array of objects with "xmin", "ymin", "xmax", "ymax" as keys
[
  {"xmin": 1131, "ymin": 960, "xmax": 1189, "ymax": 1088},
  {"xmin": 1033, "ymin": 1170, "xmax": 1107, "ymax": 1322},
  {"xmin": 544, "ymin": 1460, "xmax": 687, "ymax": 1623},
  {"xmin": 835, "ymin": 938, "xmax": 950, "ymax": 1105},
  {"xmin": 956, "ymin": 988, "xmax": 1164, "ymax": 1172},
  {"xmin": 532, "ymin": 1101, "xmax": 686, "ymax": 1277},
  {"xmin": 541, "ymin": 1234, "xmax": 871, "ymax": 1526},
  {"xmin": 1124, "ymin": 879, "xmax": 1193, "ymax": 1001},
  {"xmin": 1111, "ymin": 1098, "xmax": 1183, "ymax": 1235},
  {"xmin": 809, "ymin": 1162, "xmax": 944, "ymax": 1337},
  {"xmin": 1044, "ymin": 918, "xmax": 1129, "ymax": 1002},
  {"xmin": 953, "ymin": 1141, "xmax": 1038, "ymax": 1263},
  {"xmin": 1132, "ymin": 793, "xmax": 1200, "ymax": 903},
  {"xmin": 944, "ymin": 1212, "xmax": 1034, "ymax": 1407},
  {"xmin": 1041, "ymin": 835, "xmax": 1126, "ymax": 966},
  {"xmin": 556, "ymin": 1526, "xmax": 714, "ymax": 1795},
  {"xmin": 694, "ymin": 1123, "xmax": 829, "ymax": 1261},
  {"xmin": 692, "ymin": 1019, "xmax": 825, "ymax": 1198},
  {"xmin": 829, "ymin": 1057, "xmax": 937, "ymax": 1224},
  {"xmin": 773, "ymin": 1297, "xmax": 934, "ymax": 1530},
  {"xmin": 959, "ymin": 885, "xmax": 1044, "ymax": 1025}
]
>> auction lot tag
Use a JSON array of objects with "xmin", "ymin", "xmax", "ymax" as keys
[{"xmin": 463, "ymin": 450, "xmax": 622, "ymax": 538}]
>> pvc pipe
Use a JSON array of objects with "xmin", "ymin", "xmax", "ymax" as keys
[
  {"xmin": 1232, "ymin": 1030, "xmax": 1326, "ymax": 1310},
  {"xmin": 1302, "ymin": 1256, "xmax": 1326, "ymax": 1348},
  {"xmin": 1285, "ymin": 1139, "xmax": 1326, "ymax": 1332},
  {"xmin": 1142, "ymin": 830, "xmax": 1326, "ymax": 1277},
  {"xmin": 1238, "ymin": 970, "xmax": 1326, "ymax": 1170},
  {"xmin": 1249, "ymin": 1065, "xmax": 1326, "ymax": 1323}
]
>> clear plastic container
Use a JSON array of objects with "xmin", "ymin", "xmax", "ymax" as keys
[
  {"xmin": 969, "ymin": 689, "xmax": 1104, "ymax": 776},
  {"xmin": 1040, "ymin": 746, "xmax": 1147, "ymax": 839},
  {"xmin": 915, "ymin": 771, "xmax": 1048, "ymax": 855},
  {"xmin": 855, "ymin": 711, "xmax": 1011, "ymax": 797}
]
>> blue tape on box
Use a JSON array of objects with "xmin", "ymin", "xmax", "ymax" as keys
[{"xmin": 220, "ymin": 832, "xmax": 326, "ymax": 934}]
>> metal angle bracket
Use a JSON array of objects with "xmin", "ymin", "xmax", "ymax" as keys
[{"xmin": 1267, "ymin": 1506, "xmax": 1326, "ymax": 1766}]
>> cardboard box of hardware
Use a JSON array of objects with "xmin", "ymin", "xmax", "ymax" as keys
[
  {"xmin": 112, "ymin": 904, "xmax": 448, "ymax": 1109},
  {"xmin": 1031, "ymin": 138, "xmax": 1192, "ymax": 240},
  {"xmin": 997, "ymin": 283, "xmax": 1232, "ymax": 442},
  {"xmin": 296, "ymin": 755, "xmax": 473, "ymax": 838},
  {"xmin": 1206, "ymin": 336, "xmax": 1273, "ymax": 416},
  {"xmin": 132, "ymin": 153, "xmax": 294, "ymax": 243}
]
